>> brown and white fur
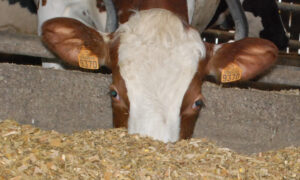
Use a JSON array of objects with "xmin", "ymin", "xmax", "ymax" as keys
[{"xmin": 41, "ymin": 0, "xmax": 278, "ymax": 142}]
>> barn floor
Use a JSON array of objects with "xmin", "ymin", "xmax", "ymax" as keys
[{"xmin": 0, "ymin": 120, "xmax": 299, "ymax": 179}]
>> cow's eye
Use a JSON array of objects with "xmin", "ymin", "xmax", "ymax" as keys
[
  {"xmin": 192, "ymin": 99, "xmax": 205, "ymax": 110},
  {"xmin": 110, "ymin": 90, "xmax": 117, "ymax": 97},
  {"xmin": 110, "ymin": 90, "xmax": 120, "ymax": 100}
]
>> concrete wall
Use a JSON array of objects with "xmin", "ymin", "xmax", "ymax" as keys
[{"xmin": 0, "ymin": 63, "xmax": 299, "ymax": 154}]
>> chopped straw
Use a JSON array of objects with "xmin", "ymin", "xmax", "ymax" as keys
[{"xmin": 0, "ymin": 120, "xmax": 299, "ymax": 179}]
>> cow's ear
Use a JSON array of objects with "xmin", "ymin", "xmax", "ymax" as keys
[
  {"xmin": 204, "ymin": 38, "xmax": 278, "ymax": 83},
  {"xmin": 42, "ymin": 17, "xmax": 111, "ymax": 70}
]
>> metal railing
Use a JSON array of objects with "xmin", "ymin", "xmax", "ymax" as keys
[
  {"xmin": 277, "ymin": 1, "xmax": 300, "ymax": 12},
  {"xmin": 203, "ymin": 0, "xmax": 300, "ymax": 55}
]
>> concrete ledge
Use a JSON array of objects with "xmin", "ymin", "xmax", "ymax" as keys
[
  {"xmin": 196, "ymin": 82, "xmax": 300, "ymax": 154},
  {"xmin": 0, "ymin": 63, "xmax": 299, "ymax": 154},
  {"xmin": 0, "ymin": 63, "xmax": 113, "ymax": 132},
  {"xmin": 0, "ymin": 31, "xmax": 54, "ymax": 58},
  {"xmin": 255, "ymin": 65, "xmax": 300, "ymax": 87}
]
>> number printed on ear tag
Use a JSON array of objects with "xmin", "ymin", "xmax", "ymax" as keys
[
  {"xmin": 78, "ymin": 46, "xmax": 99, "ymax": 70},
  {"xmin": 221, "ymin": 63, "xmax": 242, "ymax": 83}
]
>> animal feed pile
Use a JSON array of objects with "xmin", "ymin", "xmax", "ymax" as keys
[{"xmin": 0, "ymin": 120, "xmax": 299, "ymax": 179}]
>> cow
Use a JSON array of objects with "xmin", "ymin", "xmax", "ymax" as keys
[
  {"xmin": 0, "ymin": 1, "xmax": 40, "ymax": 65},
  {"xmin": 36, "ymin": 0, "xmax": 251, "ymax": 69},
  {"xmin": 8, "ymin": 0, "xmax": 37, "ymax": 13},
  {"xmin": 208, "ymin": 0, "xmax": 289, "ymax": 50},
  {"xmin": 36, "ymin": 0, "xmax": 118, "ymax": 69},
  {"xmin": 39, "ymin": 0, "xmax": 278, "ymax": 142},
  {"xmin": 0, "ymin": 0, "xmax": 37, "ymax": 34}
]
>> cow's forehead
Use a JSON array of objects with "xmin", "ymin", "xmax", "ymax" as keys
[
  {"xmin": 117, "ymin": 9, "xmax": 205, "ymax": 76},
  {"xmin": 118, "ymin": 9, "xmax": 205, "ymax": 103},
  {"xmin": 116, "ymin": 9, "xmax": 205, "ymax": 142}
]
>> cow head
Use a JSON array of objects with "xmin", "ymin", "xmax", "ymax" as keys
[{"xmin": 42, "ymin": 9, "xmax": 278, "ymax": 142}]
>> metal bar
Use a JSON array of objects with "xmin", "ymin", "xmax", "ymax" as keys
[
  {"xmin": 203, "ymin": 29, "xmax": 300, "ymax": 49},
  {"xmin": 225, "ymin": 0, "xmax": 248, "ymax": 40},
  {"xmin": 103, "ymin": 0, "xmax": 118, "ymax": 33},
  {"xmin": 289, "ymin": 39, "xmax": 300, "ymax": 50},
  {"xmin": 203, "ymin": 29, "xmax": 233, "ymax": 40},
  {"xmin": 277, "ymin": 2, "xmax": 300, "ymax": 12}
]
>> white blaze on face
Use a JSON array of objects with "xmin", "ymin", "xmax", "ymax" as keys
[{"xmin": 117, "ymin": 9, "xmax": 205, "ymax": 142}]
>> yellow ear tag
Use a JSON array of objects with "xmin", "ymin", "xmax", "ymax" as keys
[
  {"xmin": 78, "ymin": 46, "xmax": 99, "ymax": 70},
  {"xmin": 221, "ymin": 63, "xmax": 242, "ymax": 83}
]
